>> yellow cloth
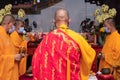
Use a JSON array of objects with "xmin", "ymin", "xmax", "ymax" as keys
[
  {"xmin": 10, "ymin": 31, "xmax": 27, "ymax": 75},
  {"xmin": 99, "ymin": 31, "xmax": 120, "ymax": 80},
  {"xmin": 58, "ymin": 24, "xmax": 96, "ymax": 80},
  {"xmin": 0, "ymin": 26, "xmax": 19, "ymax": 80}
]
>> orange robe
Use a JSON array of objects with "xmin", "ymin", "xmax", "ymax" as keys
[
  {"xmin": 99, "ymin": 31, "xmax": 120, "ymax": 80},
  {"xmin": 0, "ymin": 26, "xmax": 19, "ymax": 80},
  {"xmin": 10, "ymin": 31, "xmax": 27, "ymax": 75},
  {"xmin": 32, "ymin": 24, "xmax": 96, "ymax": 80}
]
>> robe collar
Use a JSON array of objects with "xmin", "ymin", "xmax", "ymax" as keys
[{"xmin": 57, "ymin": 24, "xmax": 69, "ymax": 30}]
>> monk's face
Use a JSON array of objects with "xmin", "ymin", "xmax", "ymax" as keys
[
  {"xmin": 17, "ymin": 21, "xmax": 24, "ymax": 30},
  {"xmin": 8, "ymin": 21, "xmax": 15, "ymax": 30},
  {"xmin": 104, "ymin": 21, "xmax": 111, "ymax": 33}
]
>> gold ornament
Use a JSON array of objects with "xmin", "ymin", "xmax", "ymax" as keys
[
  {"xmin": 94, "ymin": 9, "xmax": 100, "ymax": 16},
  {"xmin": 18, "ymin": 9, "xmax": 25, "ymax": 18},
  {"xmin": 94, "ymin": 4, "xmax": 117, "ymax": 23},
  {"xmin": 101, "ymin": 4, "xmax": 109, "ymax": 12}
]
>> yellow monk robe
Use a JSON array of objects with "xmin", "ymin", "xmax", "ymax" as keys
[
  {"xmin": 0, "ymin": 26, "xmax": 19, "ymax": 80},
  {"xmin": 99, "ymin": 31, "xmax": 120, "ymax": 80},
  {"xmin": 58, "ymin": 24, "xmax": 96, "ymax": 80},
  {"xmin": 10, "ymin": 31, "xmax": 27, "ymax": 75}
]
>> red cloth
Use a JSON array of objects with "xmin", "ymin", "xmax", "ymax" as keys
[
  {"xmin": 97, "ymin": 74, "xmax": 114, "ymax": 80},
  {"xmin": 32, "ymin": 30, "xmax": 82, "ymax": 80},
  {"xmin": 27, "ymin": 42, "xmax": 39, "ymax": 55},
  {"xmin": 27, "ymin": 42, "xmax": 102, "ymax": 73},
  {"xmin": 19, "ymin": 75, "xmax": 33, "ymax": 80},
  {"xmin": 91, "ymin": 45, "xmax": 102, "ymax": 72}
]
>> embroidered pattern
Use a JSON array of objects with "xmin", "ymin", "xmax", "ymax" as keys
[
  {"xmin": 45, "ymin": 36, "xmax": 48, "ymax": 44},
  {"xmin": 69, "ymin": 40, "xmax": 76, "ymax": 49},
  {"xmin": 60, "ymin": 41, "xmax": 63, "ymax": 50},
  {"xmin": 34, "ymin": 77, "xmax": 37, "ymax": 80},
  {"xmin": 53, "ymin": 30, "xmax": 66, "ymax": 42},
  {"xmin": 51, "ymin": 40, "xmax": 55, "ymax": 57},
  {"xmin": 44, "ymin": 52, "xmax": 48, "ymax": 68},
  {"xmin": 40, "ymin": 64, "xmax": 42, "ymax": 79},
  {"xmin": 52, "ymin": 68, "xmax": 55, "ymax": 80},
  {"xmin": 73, "ymin": 61, "xmax": 77, "ymax": 73},
  {"xmin": 59, "ymin": 58, "xmax": 63, "ymax": 73},
  {"xmin": 45, "ymin": 78, "xmax": 48, "ymax": 80},
  {"xmin": 38, "ymin": 45, "xmax": 42, "ymax": 53}
]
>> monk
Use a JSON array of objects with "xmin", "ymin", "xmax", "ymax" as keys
[
  {"xmin": 10, "ymin": 19, "xmax": 27, "ymax": 76},
  {"xmin": 0, "ymin": 14, "xmax": 23, "ymax": 80},
  {"xmin": 99, "ymin": 18, "xmax": 120, "ymax": 80},
  {"xmin": 32, "ymin": 8, "xmax": 96, "ymax": 80}
]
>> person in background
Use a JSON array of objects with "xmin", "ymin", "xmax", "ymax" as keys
[
  {"xmin": 10, "ymin": 19, "xmax": 27, "ymax": 76},
  {"xmin": 32, "ymin": 8, "xmax": 96, "ymax": 80},
  {"xmin": 0, "ymin": 14, "xmax": 23, "ymax": 80},
  {"xmin": 99, "ymin": 18, "xmax": 120, "ymax": 80}
]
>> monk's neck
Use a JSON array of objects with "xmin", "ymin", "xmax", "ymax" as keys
[
  {"xmin": 56, "ymin": 21, "xmax": 68, "ymax": 27},
  {"xmin": 111, "ymin": 28, "xmax": 117, "ymax": 33},
  {"xmin": 57, "ymin": 24, "xmax": 69, "ymax": 29}
]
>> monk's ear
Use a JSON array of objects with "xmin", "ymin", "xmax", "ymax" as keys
[
  {"xmin": 53, "ymin": 19, "xmax": 56, "ymax": 23},
  {"xmin": 69, "ymin": 19, "xmax": 71, "ymax": 22}
]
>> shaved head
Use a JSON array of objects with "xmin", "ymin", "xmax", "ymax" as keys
[
  {"xmin": 1, "ymin": 14, "xmax": 15, "ymax": 32},
  {"xmin": 104, "ymin": 18, "xmax": 117, "ymax": 33},
  {"xmin": 54, "ymin": 8, "xmax": 70, "ymax": 27},
  {"xmin": 104, "ymin": 18, "xmax": 116, "ymax": 27},
  {"xmin": 1, "ymin": 14, "xmax": 15, "ymax": 25},
  {"xmin": 55, "ymin": 8, "xmax": 69, "ymax": 21},
  {"xmin": 15, "ymin": 19, "xmax": 24, "ymax": 27}
]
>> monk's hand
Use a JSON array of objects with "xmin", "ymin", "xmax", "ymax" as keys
[
  {"xmin": 15, "ymin": 54, "xmax": 22, "ymax": 61},
  {"xmin": 20, "ymin": 47, "xmax": 27, "ymax": 57},
  {"xmin": 20, "ymin": 47, "xmax": 26, "ymax": 53},
  {"xmin": 97, "ymin": 52, "xmax": 105, "ymax": 59},
  {"xmin": 97, "ymin": 52, "xmax": 102, "ymax": 59},
  {"xmin": 20, "ymin": 52, "xmax": 26, "ymax": 58}
]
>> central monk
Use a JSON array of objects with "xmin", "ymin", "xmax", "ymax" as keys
[{"xmin": 32, "ymin": 8, "xmax": 96, "ymax": 80}]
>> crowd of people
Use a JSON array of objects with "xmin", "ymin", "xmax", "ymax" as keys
[
  {"xmin": 0, "ymin": 8, "xmax": 120, "ymax": 80},
  {"xmin": 0, "ymin": 14, "xmax": 27, "ymax": 80}
]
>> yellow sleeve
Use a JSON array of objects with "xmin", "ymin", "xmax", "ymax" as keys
[
  {"xmin": 19, "ymin": 40, "xmax": 27, "ymax": 75},
  {"xmin": 0, "ymin": 39, "xmax": 2, "ymax": 55},
  {"xmin": 10, "ymin": 35, "xmax": 21, "ymax": 49},
  {"xmin": 67, "ymin": 30, "xmax": 96, "ymax": 80},
  {"xmin": 0, "ymin": 39, "xmax": 15, "ymax": 79},
  {"xmin": 78, "ymin": 35, "xmax": 96, "ymax": 80},
  {"xmin": 20, "ymin": 40, "xmax": 27, "ymax": 49},
  {"xmin": 10, "ymin": 31, "xmax": 23, "ymax": 49},
  {"xmin": 0, "ymin": 28, "xmax": 18, "ymax": 80},
  {"xmin": 106, "ymin": 38, "xmax": 120, "ymax": 67}
]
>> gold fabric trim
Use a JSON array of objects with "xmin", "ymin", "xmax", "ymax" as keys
[
  {"xmin": 60, "ymin": 41, "xmax": 63, "ymax": 50},
  {"xmin": 40, "ymin": 64, "xmax": 42, "ymax": 79},
  {"xmin": 52, "ymin": 68, "xmax": 55, "ymax": 80},
  {"xmin": 45, "ymin": 36, "xmax": 48, "ymax": 44},
  {"xmin": 44, "ymin": 52, "xmax": 48, "ymax": 68},
  {"xmin": 59, "ymin": 58, "xmax": 63, "ymax": 73},
  {"xmin": 51, "ymin": 40, "xmax": 55, "ymax": 57},
  {"xmin": 45, "ymin": 78, "xmax": 48, "ymax": 80}
]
